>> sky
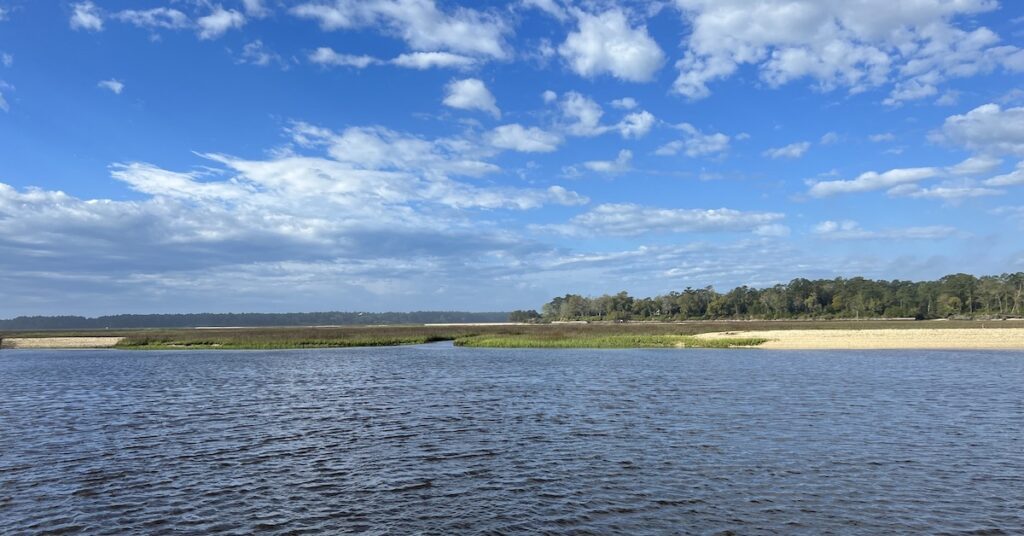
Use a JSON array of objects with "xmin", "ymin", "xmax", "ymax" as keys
[{"xmin": 0, "ymin": 0, "xmax": 1023, "ymax": 316}]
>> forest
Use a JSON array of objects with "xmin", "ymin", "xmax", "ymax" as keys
[{"xmin": 536, "ymin": 273, "xmax": 1024, "ymax": 322}]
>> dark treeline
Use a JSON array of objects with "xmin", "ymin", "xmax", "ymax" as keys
[
  {"xmin": 539, "ymin": 273, "xmax": 1024, "ymax": 321},
  {"xmin": 0, "ymin": 311, "xmax": 510, "ymax": 330}
]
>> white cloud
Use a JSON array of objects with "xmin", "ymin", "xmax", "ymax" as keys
[
  {"xmin": 0, "ymin": 7, "xmax": 8, "ymax": 21},
  {"xmin": 114, "ymin": 7, "xmax": 189, "ymax": 29},
  {"xmin": 309, "ymin": 47, "xmax": 379, "ymax": 68},
  {"xmin": 0, "ymin": 81, "xmax": 11, "ymax": 112},
  {"xmin": 97, "ymin": 79, "xmax": 124, "ymax": 95},
  {"xmin": 991, "ymin": 205, "xmax": 1024, "ymax": 225},
  {"xmin": 655, "ymin": 123, "xmax": 730, "ymax": 157},
  {"xmin": 541, "ymin": 203, "xmax": 785, "ymax": 237},
  {"xmin": 670, "ymin": 0, "xmax": 1021, "ymax": 103},
  {"xmin": 610, "ymin": 97, "xmax": 638, "ymax": 110},
  {"xmin": 947, "ymin": 155, "xmax": 1002, "ymax": 177},
  {"xmin": 443, "ymin": 78, "xmax": 500, "ymax": 118},
  {"xmin": 290, "ymin": 122, "xmax": 499, "ymax": 177},
  {"xmin": 558, "ymin": 91, "xmax": 606, "ymax": 136},
  {"xmin": 70, "ymin": 1, "xmax": 103, "ymax": 31},
  {"xmin": 242, "ymin": 0, "xmax": 271, "ymax": 18},
  {"xmin": 935, "ymin": 90, "xmax": 960, "ymax": 106},
  {"xmin": 869, "ymin": 132, "xmax": 895, "ymax": 142},
  {"xmin": 808, "ymin": 167, "xmax": 940, "ymax": 197},
  {"xmin": 197, "ymin": 6, "xmax": 245, "ymax": 40},
  {"xmin": 983, "ymin": 162, "xmax": 1024, "ymax": 187},
  {"xmin": 521, "ymin": 0, "xmax": 568, "ymax": 21},
  {"xmin": 559, "ymin": 9, "xmax": 665, "ymax": 82},
  {"xmin": 542, "ymin": 90, "xmax": 557, "ymax": 104},
  {"xmin": 615, "ymin": 110, "xmax": 655, "ymax": 139},
  {"xmin": 391, "ymin": 52, "xmax": 476, "ymax": 70},
  {"xmin": 0, "ymin": 122, "xmax": 596, "ymax": 315},
  {"xmin": 887, "ymin": 184, "xmax": 1004, "ymax": 200},
  {"xmin": 291, "ymin": 0, "xmax": 510, "ymax": 59},
  {"xmin": 238, "ymin": 41, "xmax": 284, "ymax": 67},
  {"xmin": 763, "ymin": 141, "xmax": 811, "ymax": 159},
  {"xmin": 583, "ymin": 149, "xmax": 632, "ymax": 174},
  {"xmin": 813, "ymin": 220, "xmax": 958, "ymax": 240},
  {"xmin": 932, "ymin": 103, "xmax": 1024, "ymax": 156},
  {"xmin": 753, "ymin": 224, "xmax": 791, "ymax": 237},
  {"xmin": 820, "ymin": 131, "xmax": 839, "ymax": 145},
  {"xmin": 485, "ymin": 124, "xmax": 562, "ymax": 153}
]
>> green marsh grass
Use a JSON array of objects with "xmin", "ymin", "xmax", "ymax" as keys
[
  {"xmin": 454, "ymin": 334, "xmax": 767, "ymax": 349},
  {"xmin": 2, "ymin": 319, "xmax": 1007, "ymax": 350}
]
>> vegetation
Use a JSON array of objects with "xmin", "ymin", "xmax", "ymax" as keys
[
  {"xmin": 0, "ymin": 311, "xmax": 509, "ymax": 330},
  {"xmin": 1, "ymin": 320, "xmax": 991, "ymax": 350},
  {"xmin": 455, "ymin": 334, "xmax": 767, "ymax": 349},
  {"xmin": 539, "ymin": 273, "xmax": 1024, "ymax": 322}
]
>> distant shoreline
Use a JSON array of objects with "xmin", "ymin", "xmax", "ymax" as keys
[{"xmin": 4, "ymin": 322, "xmax": 1024, "ymax": 350}]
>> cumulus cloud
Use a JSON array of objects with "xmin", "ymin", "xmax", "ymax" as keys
[
  {"xmin": 291, "ymin": 0, "xmax": 510, "ymax": 60},
  {"xmin": 813, "ymin": 220, "xmax": 958, "ymax": 240},
  {"xmin": 309, "ymin": 47, "xmax": 379, "ymax": 68},
  {"xmin": 583, "ymin": 149, "xmax": 632, "ymax": 174},
  {"xmin": 97, "ymin": 79, "xmax": 124, "ymax": 94},
  {"xmin": 869, "ymin": 132, "xmax": 895, "ymax": 142},
  {"xmin": 485, "ymin": 124, "xmax": 562, "ymax": 153},
  {"xmin": 655, "ymin": 123, "xmax": 730, "ymax": 157},
  {"xmin": 539, "ymin": 203, "xmax": 786, "ymax": 237},
  {"xmin": 947, "ymin": 155, "xmax": 1002, "ymax": 177},
  {"xmin": 808, "ymin": 167, "xmax": 940, "ymax": 197},
  {"xmin": 763, "ymin": 141, "xmax": 811, "ymax": 159},
  {"xmin": 242, "ymin": 0, "xmax": 271, "ymax": 18},
  {"xmin": 70, "ymin": 1, "xmax": 103, "ymax": 31},
  {"xmin": 670, "ymin": 0, "xmax": 1022, "ymax": 103},
  {"xmin": 610, "ymin": 97, "xmax": 638, "ymax": 110},
  {"xmin": 443, "ymin": 78, "xmax": 500, "ymax": 118},
  {"xmin": 114, "ymin": 7, "xmax": 190, "ymax": 29},
  {"xmin": 558, "ymin": 91, "xmax": 606, "ymax": 136},
  {"xmin": 521, "ymin": 0, "xmax": 567, "ymax": 21},
  {"xmin": 983, "ymin": 161, "xmax": 1024, "ymax": 187},
  {"xmin": 197, "ymin": 6, "xmax": 245, "ymax": 39},
  {"xmin": 931, "ymin": 103, "xmax": 1024, "ymax": 156},
  {"xmin": 391, "ymin": 52, "xmax": 476, "ymax": 70},
  {"xmin": 887, "ymin": 184, "xmax": 1004, "ymax": 200},
  {"xmin": 615, "ymin": 111, "xmax": 655, "ymax": 139},
  {"xmin": 238, "ymin": 41, "xmax": 285, "ymax": 68},
  {"xmin": 558, "ymin": 8, "xmax": 665, "ymax": 82},
  {"xmin": 290, "ymin": 122, "xmax": 499, "ymax": 177},
  {"xmin": 0, "ymin": 121, "xmax": 592, "ymax": 313},
  {"xmin": 820, "ymin": 132, "xmax": 840, "ymax": 145}
]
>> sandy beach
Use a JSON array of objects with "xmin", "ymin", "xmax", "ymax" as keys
[
  {"xmin": 0, "ymin": 337, "xmax": 124, "ymax": 349},
  {"xmin": 696, "ymin": 328, "xmax": 1024, "ymax": 350}
]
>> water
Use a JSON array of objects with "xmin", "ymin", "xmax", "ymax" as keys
[{"xmin": 1, "ymin": 344, "xmax": 1022, "ymax": 534}]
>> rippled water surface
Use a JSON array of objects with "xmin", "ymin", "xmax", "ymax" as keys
[{"xmin": 1, "ymin": 345, "xmax": 1022, "ymax": 534}]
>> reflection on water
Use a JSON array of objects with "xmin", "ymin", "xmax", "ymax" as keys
[{"xmin": 1, "ymin": 345, "xmax": 1022, "ymax": 534}]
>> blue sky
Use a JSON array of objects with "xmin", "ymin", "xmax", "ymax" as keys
[{"xmin": 1, "ymin": 0, "xmax": 1023, "ymax": 315}]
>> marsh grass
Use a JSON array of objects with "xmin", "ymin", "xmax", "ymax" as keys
[
  {"xmin": 2, "ymin": 319, "xmax": 1008, "ymax": 350},
  {"xmin": 454, "ymin": 334, "xmax": 767, "ymax": 349}
]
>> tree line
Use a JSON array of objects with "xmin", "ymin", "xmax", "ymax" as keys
[
  {"xmin": 534, "ymin": 273, "xmax": 1024, "ymax": 322},
  {"xmin": 0, "ymin": 311, "xmax": 510, "ymax": 330}
]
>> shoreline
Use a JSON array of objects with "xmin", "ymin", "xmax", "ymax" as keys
[
  {"xmin": 4, "ymin": 326, "xmax": 1024, "ymax": 350},
  {"xmin": 695, "ymin": 328, "xmax": 1024, "ymax": 350},
  {"xmin": 0, "ymin": 337, "xmax": 125, "ymax": 349}
]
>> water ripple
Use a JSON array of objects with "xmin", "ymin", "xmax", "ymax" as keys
[{"xmin": 1, "ymin": 345, "xmax": 1022, "ymax": 534}]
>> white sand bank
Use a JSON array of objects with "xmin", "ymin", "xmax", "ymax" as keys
[
  {"xmin": 0, "ymin": 337, "xmax": 125, "ymax": 349},
  {"xmin": 696, "ymin": 328, "xmax": 1024, "ymax": 350}
]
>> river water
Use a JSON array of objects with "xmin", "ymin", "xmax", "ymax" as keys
[{"xmin": 1, "ymin": 344, "xmax": 1022, "ymax": 534}]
